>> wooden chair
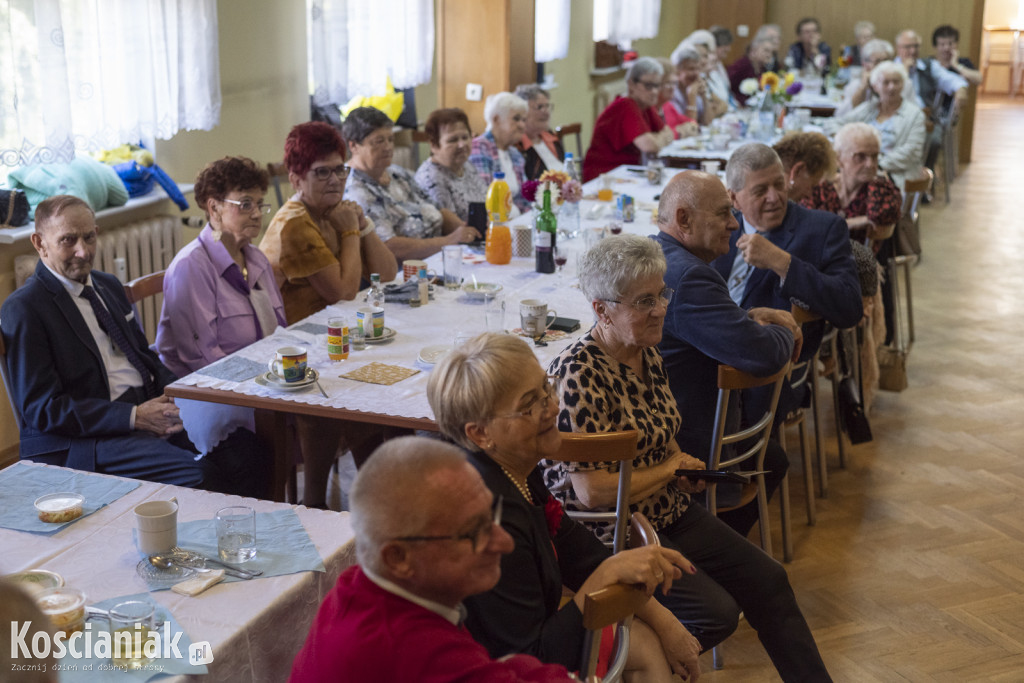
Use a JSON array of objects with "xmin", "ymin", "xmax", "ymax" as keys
[
  {"xmin": 552, "ymin": 430, "xmax": 639, "ymax": 553},
  {"xmin": 707, "ymin": 363, "xmax": 791, "ymax": 561},
  {"xmin": 0, "ymin": 322, "xmax": 23, "ymax": 426},
  {"xmin": 411, "ymin": 129, "xmax": 431, "ymax": 168},
  {"xmin": 895, "ymin": 170, "xmax": 935, "ymax": 351},
  {"xmin": 123, "ymin": 270, "xmax": 166, "ymax": 344},
  {"xmin": 556, "ymin": 123, "xmax": 583, "ymax": 160},
  {"xmin": 579, "ymin": 512, "xmax": 659, "ymax": 683},
  {"xmin": 266, "ymin": 162, "xmax": 289, "ymax": 209},
  {"xmin": 779, "ymin": 306, "xmax": 821, "ymax": 528}
]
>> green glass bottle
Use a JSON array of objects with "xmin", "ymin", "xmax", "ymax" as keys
[{"xmin": 535, "ymin": 188, "xmax": 557, "ymax": 274}]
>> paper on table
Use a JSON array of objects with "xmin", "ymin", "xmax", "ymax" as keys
[
  {"xmin": 196, "ymin": 356, "xmax": 266, "ymax": 382},
  {"xmin": 340, "ymin": 362, "xmax": 420, "ymax": 386},
  {"xmin": 292, "ymin": 322, "xmax": 328, "ymax": 336}
]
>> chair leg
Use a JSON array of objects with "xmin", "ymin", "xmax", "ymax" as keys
[
  {"xmin": 830, "ymin": 371, "xmax": 847, "ymax": 471},
  {"xmin": 902, "ymin": 259, "xmax": 915, "ymax": 346},
  {"xmin": 780, "ymin": 473, "xmax": 793, "ymax": 563},
  {"xmin": 756, "ymin": 475, "xmax": 773, "ymax": 557},
  {"xmin": 799, "ymin": 420, "xmax": 815, "ymax": 526},
  {"xmin": 712, "ymin": 645, "xmax": 724, "ymax": 670},
  {"xmin": 809, "ymin": 374, "xmax": 824, "ymax": 491}
]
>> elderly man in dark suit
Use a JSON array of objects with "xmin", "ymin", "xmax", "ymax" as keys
[{"xmin": 1, "ymin": 195, "xmax": 264, "ymax": 494}]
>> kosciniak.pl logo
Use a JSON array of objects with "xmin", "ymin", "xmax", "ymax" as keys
[{"xmin": 9, "ymin": 621, "xmax": 204, "ymax": 663}]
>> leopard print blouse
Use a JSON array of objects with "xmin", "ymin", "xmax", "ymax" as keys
[{"xmin": 542, "ymin": 333, "xmax": 689, "ymax": 544}]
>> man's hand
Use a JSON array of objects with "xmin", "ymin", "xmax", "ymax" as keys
[
  {"xmin": 749, "ymin": 307, "xmax": 804, "ymax": 360},
  {"xmin": 447, "ymin": 223, "xmax": 482, "ymax": 244},
  {"xmin": 135, "ymin": 396, "xmax": 183, "ymax": 437},
  {"xmin": 736, "ymin": 233, "xmax": 791, "ymax": 277}
]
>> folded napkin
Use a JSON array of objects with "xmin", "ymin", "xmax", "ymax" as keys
[
  {"xmin": 340, "ymin": 362, "xmax": 420, "ymax": 386},
  {"xmin": 143, "ymin": 509, "xmax": 325, "ymax": 591},
  {"xmin": 61, "ymin": 592, "xmax": 207, "ymax": 682},
  {"xmin": 0, "ymin": 462, "xmax": 139, "ymax": 535},
  {"xmin": 196, "ymin": 356, "xmax": 266, "ymax": 382}
]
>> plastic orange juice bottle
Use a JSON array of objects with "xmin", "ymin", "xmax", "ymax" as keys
[{"xmin": 485, "ymin": 171, "xmax": 512, "ymax": 265}]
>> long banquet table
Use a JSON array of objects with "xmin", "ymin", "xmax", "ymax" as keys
[
  {"xmin": 164, "ymin": 165, "xmax": 673, "ymax": 499},
  {"xmin": 1, "ymin": 462, "xmax": 356, "ymax": 682}
]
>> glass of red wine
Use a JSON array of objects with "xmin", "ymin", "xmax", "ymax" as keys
[
  {"xmin": 608, "ymin": 222, "xmax": 623, "ymax": 235},
  {"xmin": 553, "ymin": 246, "xmax": 567, "ymax": 278}
]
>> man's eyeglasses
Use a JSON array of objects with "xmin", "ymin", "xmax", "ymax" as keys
[
  {"xmin": 311, "ymin": 164, "xmax": 350, "ymax": 181},
  {"xmin": 635, "ymin": 79, "xmax": 662, "ymax": 91},
  {"xmin": 391, "ymin": 496, "xmax": 503, "ymax": 554},
  {"xmin": 603, "ymin": 287, "xmax": 674, "ymax": 314},
  {"xmin": 493, "ymin": 376, "xmax": 558, "ymax": 421},
  {"xmin": 221, "ymin": 198, "xmax": 272, "ymax": 215}
]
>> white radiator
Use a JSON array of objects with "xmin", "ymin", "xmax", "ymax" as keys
[{"xmin": 95, "ymin": 216, "xmax": 182, "ymax": 341}]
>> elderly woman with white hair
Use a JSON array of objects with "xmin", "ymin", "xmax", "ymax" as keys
[
  {"xmin": 838, "ymin": 60, "xmax": 926, "ymax": 193},
  {"xmin": 469, "ymin": 91, "xmax": 530, "ymax": 215},
  {"xmin": 583, "ymin": 57, "xmax": 673, "ymax": 181},
  {"xmin": 834, "ymin": 39, "xmax": 916, "ymax": 117},
  {"xmin": 343, "ymin": 106, "xmax": 481, "ymax": 261},
  {"xmin": 513, "ymin": 84, "xmax": 565, "ymax": 181},
  {"xmin": 543, "ymin": 234, "xmax": 831, "ymax": 680},
  {"xmin": 666, "ymin": 43, "xmax": 727, "ymax": 128}
]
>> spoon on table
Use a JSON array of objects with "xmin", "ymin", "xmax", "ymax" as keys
[{"xmin": 149, "ymin": 554, "xmax": 261, "ymax": 579}]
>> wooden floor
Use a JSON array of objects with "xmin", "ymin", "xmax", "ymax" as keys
[{"xmin": 698, "ymin": 98, "xmax": 1024, "ymax": 682}]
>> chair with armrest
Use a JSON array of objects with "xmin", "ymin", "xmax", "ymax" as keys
[
  {"xmin": 707, "ymin": 363, "xmax": 791, "ymax": 561},
  {"xmin": 579, "ymin": 512, "xmax": 659, "ymax": 683},
  {"xmin": 551, "ymin": 430, "xmax": 639, "ymax": 553},
  {"xmin": 556, "ymin": 123, "xmax": 583, "ymax": 160}
]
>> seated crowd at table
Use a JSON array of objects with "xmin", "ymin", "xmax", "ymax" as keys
[{"xmin": 1, "ymin": 14, "xmax": 979, "ymax": 683}]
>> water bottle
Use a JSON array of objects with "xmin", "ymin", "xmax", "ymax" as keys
[
  {"xmin": 366, "ymin": 273, "xmax": 385, "ymax": 308},
  {"xmin": 560, "ymin": 153, "xmax": 580, "ymax": 238}
]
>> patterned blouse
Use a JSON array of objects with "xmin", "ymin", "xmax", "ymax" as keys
[
  {"xmin": 414, "ymin": 158, "xmax": 487, "ymax": 223},
  {"xmin": 803, "ymin": 174, "xmax": 902, "ymax": 249},
  {"xmin": 542, "ymin": 333, "xmax": 689, "ymax": 544},
  {"xmin": 468, "ymin": 131, "xmax": 531, "ymax": 213},
  {"xmin": 344, "ymin": 165, "xmax": 443, "ymax": 242}
]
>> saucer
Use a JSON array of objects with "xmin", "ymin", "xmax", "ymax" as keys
[
  {"xmin": 461, "ymin": 282, "xmax": 503, "ymax": 299},
  {"xmin": 256, "ymin": 368, "xmax": 320, "ymax": 391},
  {"xmin": 363, "ymin": 327, "xmax": 397, "ymax": 344},
  {"xmin": 136, "ymin": 556, "xmax": 196, "ymax": 588},
  {"xmin": 418, "ymin": 345, "xmax": 452, "ymax": 365}
]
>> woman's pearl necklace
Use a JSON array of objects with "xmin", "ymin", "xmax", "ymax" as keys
[{"xmin": 501, "ymin": 467, "xmax": 533, "ymax": 504}]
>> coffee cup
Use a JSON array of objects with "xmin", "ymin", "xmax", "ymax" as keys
[
  {"xmin": 134, "ymin": 499, "xmax": 178, "ymax": 555},
  {"xmin": 701, "ymin": 160, "xmax": 722, "ymax": 174},
  {"xmin": 520, "ymin": 299, "xmax": 557, "ymax": 338},
  {"xmin": 356, "ymin": 307, "xmax": 385, "ymax": 338},
  {"xmin": 268, "ymin": 346, "xmax": 308, "ymax": 382},
  {"xmin": 403, "ymin": 259, "xmax": 429, "ymax": 282}
]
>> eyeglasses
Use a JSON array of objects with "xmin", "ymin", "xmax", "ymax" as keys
[
  {"xmin": 604, "ymin": 287, "xmax": 674, "ymax": 314},
  {"xmin": 391, "ymin": 495, "xmax": 503, "ymax": 554},
  {"xmin": 221, "ymin": 198, "xmax": 272, "ymax": 215},
  {"xmin": 310, "ymin": 164, "xmax": 351, "ymax": 181},
  {"xmin": 635, "ymin": 79, "xmax": 662, "ymax": 91},
  {"xmin": 493, "ymin": 377, "xmax": 558, "ymax": 421}
]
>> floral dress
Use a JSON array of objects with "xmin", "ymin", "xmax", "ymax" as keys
[
  {"xmin": 542, "ymin": 333, "xmax": 688, "ymax": 544},
  {"xmin": 344, "ymin": 165, "xmax": 443, "ymax": 242},
  {"xmin": 414, "ymin": 159, "xmax": 487, "ymax": 223},
  {"xmin": 803, "ymin": 174, "xmax": 902, "ymax": 252}
]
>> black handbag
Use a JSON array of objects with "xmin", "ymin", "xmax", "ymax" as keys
[
  {"xmin": 837, "ymin": 376, "xmax": 873, "ymax": 444},
  {"xmin": 0, "ymin": 188, "xmax": 30, "ymax": 227}
]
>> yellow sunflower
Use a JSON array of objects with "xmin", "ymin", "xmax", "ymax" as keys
[{"xmin": 760, "ymin": 71, "xmax": 780, "ymax": 92}]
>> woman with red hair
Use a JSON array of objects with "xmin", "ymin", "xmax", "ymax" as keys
[{"xmin": 261, "ymin": 121, "xmax": 396, "ymax": 326}]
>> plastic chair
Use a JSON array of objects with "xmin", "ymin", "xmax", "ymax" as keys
[
  {"xmin": 556, "ymin": 123, "xmax": 584, "ymax": 160},
  {"xmin": 552, "ymin": 430, "xmax": 639, "ymax": 553}
]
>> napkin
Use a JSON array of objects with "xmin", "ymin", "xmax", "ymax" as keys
[
  {"xmin": 0, "ymin": 463, "xmax": 139, "ymax": 535},
  {"xmin": 340, "ymin": 362, "xmax": 420, "ymax": 386},
  {"xmin": 512, "ymin": 328, "xmax": 569, "ymax": 343},
  {"xmin": 291, "ymin": 322, "xmax": 328, "ymax": 336},
  {"xmin": 60, "ymin": 592, "xmax": 207, "ymax": 682},
  {"xmin": 196, "ymin": 356, "xmax": 266, "ymax": 382}
]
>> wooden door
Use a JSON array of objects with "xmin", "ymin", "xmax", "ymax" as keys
[{"xmin": 697, "ymin": 0, "xmax": 767, "ymax": 66}]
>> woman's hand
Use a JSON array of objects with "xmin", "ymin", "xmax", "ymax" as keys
[
  {"xmin": 326, "ymin": 200, "xmax": 363, "ymax": 234},
  {"xmin": 578, "ymin": 545, "xmax": 696, "ymax": 606},
  {"xmin": 446, "ymin": 223, "xmax": 482, "ymax": 244},
  {"xmin": 655, "ymin": 619, "xmax": 702, "ymax": 681},
  {"xmin": 674, "ymin": 451, "xmax": 707, "ymax": 494},
  {"xmin": 685, "ymin": 78, "xmax": 707, "ymax": 102},
  {"xmin": 676, "ymin": 121, "xmax": 699, "ymax": 138}
]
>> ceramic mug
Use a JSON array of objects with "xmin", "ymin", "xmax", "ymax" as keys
[
  {"xmin": 402, "ymin": 259, "xmax": 430, "ymax": 282},
  {"xmin": 520, "ymin": 299, "xmax": 557, "ymax": 338},
  {"xmin": 356, "ymin": 307, "xmax": 385, "ymax": 338},
  {"xmin": 268, "ymin": 346, "xmax": 307, "ymax": 383},
  {"xmin": 701, "ymin": 160, "xmax": 722, "ymax": 174},
  {"xmin": 134, "ymin": 499, "xmax": 178, "ymax": 555}
]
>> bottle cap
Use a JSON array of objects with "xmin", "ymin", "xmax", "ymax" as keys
[
  {"xmin": 493, "ymin": 171, "xmax": 505, "ymax": 179},
  {"xmin": 564, "ymin": 153, "xmax": 573, "ymax": 160}
]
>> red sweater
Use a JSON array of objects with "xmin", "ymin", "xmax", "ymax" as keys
[
  {"xmin": 289, "ymin": 566, "xmax": 577, "ymax": 683},
  {"xmin": 583, "ymin": 96, "xmax": 665, "ymax": 181}
]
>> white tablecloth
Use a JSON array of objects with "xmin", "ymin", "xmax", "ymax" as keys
[{"xmin": 1, "ymin": 463, "xmax": 356, "ymax": 683}]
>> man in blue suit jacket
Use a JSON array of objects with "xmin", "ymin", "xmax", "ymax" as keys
[
  {"xmin": 714, "ymin": 143, "xmax": 862, "ymax": 421},
  {"xmin": 1, "ymin": 195, "xmax": 264, "ymax": 492}
]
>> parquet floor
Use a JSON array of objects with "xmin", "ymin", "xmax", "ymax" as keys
[{"xmin": 698, "ymin": 98, "xmax": 1024, "ymax": 682}]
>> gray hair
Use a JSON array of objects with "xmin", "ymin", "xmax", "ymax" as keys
[
  {"xmin": 854, "ymin": 21, "xmax": 876, "ymax": 38},
  {"xmin": 350, "ymin": 436, "xmax": 469, "ymax": 574},
  {"xmin": 341, "ymin": 106, "xmax": 393, "ymax": 144},
  {"xmin": 627, "ymin": 56, "xmax": 664, "ymax": 83},
  {"xmin": 685, "ymin": 30, "xmax": 717, "ymax": 53},
  {"xmin": 833, "ymin": 122, "xmax": 882, "ymax": 157},
  {"xmin": 514, "ymin": 84, "xmax": 550, "ymax": 103},
  {"xmin": 578, "ymin": 234, "xmax": 666, "ymax": 303},
  {"xmin": 670, "ymin": 44, "xmax": 701, "ymax": 68},
  {"xmin": 725, "ymin": 143, "xmax": 784, "ymax": 192},
  {"xmin": 427, "ymin": 332, "xmax": 539, "ymax": 451},
  {"xmin": 869, "ymin": 60, "xmax": 908, "ymax": 91},
  {"xmin": 861, "ymin": 38, "xmax": 894, "ymax": 63},
  {"xmin": 483, "ymin": 92, "xmax": 528, "ymax": 132},
  {"xmin": 754, "ymin": 24, "xmax": 781, "ymax": 43}
]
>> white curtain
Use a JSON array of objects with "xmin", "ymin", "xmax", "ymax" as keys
[
  {"xmin": 0, "ymin": 0, "xmax": 220, "ymax": 171},
  {"xmin": 309, "ymin": 0, "xmax": 435, "ymax": 107},
  {"xmin": 593, "ymin": 0, "xmax": 661, "ymax": 45},
  {"xmin": 534, "ymin": 0, "xmax": 570, "ymax": 63}
]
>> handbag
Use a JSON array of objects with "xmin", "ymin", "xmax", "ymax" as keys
[
  {"xmin": 877, "ymin": 345, "xmax": 909, "ymax": 392},
  {"xmin": 837, "ymin": 377, "xmax": 873, "ymax": 444},
  {"xmin": 0, "ymin": 188, "xmax": 30, "ymax": 227},
  {"xmin": 894, "ymin": 209, "xmax": 922, "ymax": 257}
]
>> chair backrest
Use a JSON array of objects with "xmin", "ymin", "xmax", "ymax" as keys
[
  {"xmin": 707, "ymin": 363, "xmax": 790, "ymax": 514},
  {"xmin": 123, "ymin": 270, "xmax": 166, "ymax": 344},
  {"xmin": 267, "ymin": 162, "xmax": 289, "ymax": 209},
  {"xmin": 579, "ymin": 511, "xmax": 658, "ymax": 683},
  {"xmin": 902, "ymin": 168, "xmax": 935, "ymax": 237},
  {"xmin": 411, "ymin": 129, "xmax": 431, "ymax": 168},
  {"xmin": 0, "ymin": 321, "xmax": 22, "ymax": 425},
  {"xmin": 556, "ymin": 122, "xmax": 584, "ymax": 160},
  {"xmin": 551, "ymin": 430, "xmax": 639, "ymax": 552},
  {"xmin": 790, "ymin": 305, "xmax": 822, "ymax": 388},
  {"xmin": 123, "ymin": 270, "xmax": 166, "ymax": 305}
]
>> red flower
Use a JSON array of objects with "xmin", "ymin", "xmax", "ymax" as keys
[
  {"xmin": 521, "ymin": 179, "xmax": 540, "ymax": 203},
  {"xmin": 544, "ymin": 494, "xmax": 564, "ymax": 538}
]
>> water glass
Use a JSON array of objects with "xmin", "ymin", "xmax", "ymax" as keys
[
  {"xmin": 215, "ymin": 506, "xmax": 256, "ymax": 563},
  {"xmin": 442, "ymin": 245, "xmax": 463, "ymax": 290},
  {"xmin": 350, "ymin": 324, "xmax": 366, "ymax": 350},
  {"xmin": 108, "ymin": 600, "xmax": 156, "ymax": 670},
  {"xmin": 484, "ymin": 294, "xmax": 505, "ymax": 333}
]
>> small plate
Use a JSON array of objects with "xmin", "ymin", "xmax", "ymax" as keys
[
  {"xmin": 363, "ymin": 327, "xmax": 397, "ymax": 344},
  {"xmin": 136, "ymin": 557, "xmax": 196, "ymax": 588},
  {"xmin": 418, "ymin": 345, "xmax": 452, "ymax": 365},
  {"xmin": 256, "ymin": 368, "xmax": 320, "ymax": 391},
  {"xmin": 462, "ymin": 282, "xmax": 503, "ymax": 299}
]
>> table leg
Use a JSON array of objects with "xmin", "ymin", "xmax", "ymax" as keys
[{"xmin": 255, "ymin": 408, "xmax": 292, "ymax": 503}]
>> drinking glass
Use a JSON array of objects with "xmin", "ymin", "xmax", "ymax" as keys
[
  {"xmin": 109, "ymin": 600, "xmax": 156, "ymax": 670},
  {"xmin": 216, "ymin": 506, "xmax": 256, "ymax": 563},
  {"xmin": 484, "ymin": 294, "xmax": 506, "ymax": 333},
  {"xmin": 442, "ymin": 245, "xmax": 463, "ymax": 290}
]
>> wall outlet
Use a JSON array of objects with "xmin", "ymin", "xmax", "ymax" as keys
[
  {"xmin": 737, "ymin": 25, "xmax": 749, "ymax": 38},
  {"xmin": 466, "ymin": 83, "xmax": 483, "ymax": 101}
]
